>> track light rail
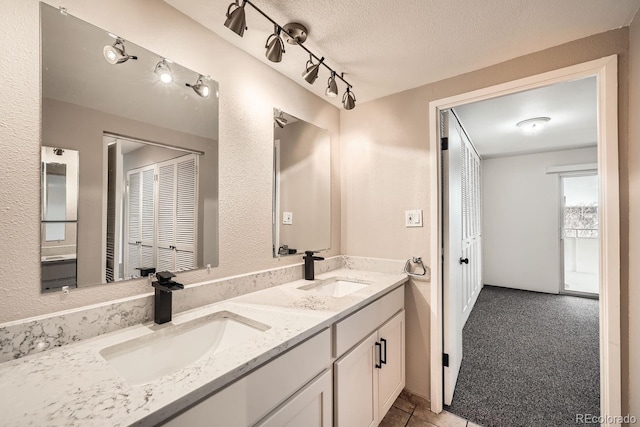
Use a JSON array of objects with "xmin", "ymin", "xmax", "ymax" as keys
[{"xmin": 241, "ymin": 0, "xmax": 353, "ymax": 89}]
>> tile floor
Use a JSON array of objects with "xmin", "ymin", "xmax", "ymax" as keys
[{"xmin": 380, "ymin": 390, "xmax": 480, "ymax": 427}]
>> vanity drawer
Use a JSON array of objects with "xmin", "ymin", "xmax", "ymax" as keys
[
  {"xmin": 333, "ymin": 285, "xmax": 404, "ymax": 358},
  {"xmin": 163, "ymin": 328, "xmax": 331, "ymax": 427}
]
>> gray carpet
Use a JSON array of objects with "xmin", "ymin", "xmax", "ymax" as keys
[{"xmin": 445, "ymin": 285, "xmax": 600, "ymax": 427}]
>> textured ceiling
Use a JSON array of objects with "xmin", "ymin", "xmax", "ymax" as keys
[
  {"xmin": 165, "ymin": 0, "xmax": 640, "ymax": 108},
  {"xmin": 453, "ymin": 77, "xmax": 597, "ymax": 158}
]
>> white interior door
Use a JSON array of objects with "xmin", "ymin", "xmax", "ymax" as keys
[{"xmin": 442, "ymin": 110, "xmax": 482, "ymax": 405}]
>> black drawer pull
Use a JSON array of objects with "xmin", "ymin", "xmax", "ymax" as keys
[
  {"xmin": 380, "ymin": 338, "xmax": 387, "ymax": 365},
  {"xmin": 375, "ymin": 341, "xmax": 382, "ymax": 369}
]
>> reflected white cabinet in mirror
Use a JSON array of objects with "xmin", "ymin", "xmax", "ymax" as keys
[
  {"xmin": 40, "ymin": 4, "xmax": 219, "ymax": 291},
  {"xmin": 272, "ymin": 110, "xmax": 331, "ymax": 258}
]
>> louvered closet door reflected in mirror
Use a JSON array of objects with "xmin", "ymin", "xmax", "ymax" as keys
[
  {"xmin": 125, "ymin": 165, "xmax": 156, "ymax": 279},
  {"xmin": 157, "ymin": 154, "xmax": 198, "ymax": 273},
  {"xmin": 120, "ymin": 145, "xmax": 198, "ymax": 280}
]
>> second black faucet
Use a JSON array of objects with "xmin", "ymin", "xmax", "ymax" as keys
[{"xmin": 303, "ymin": 251, "xmax": 324, "ymax": 280}]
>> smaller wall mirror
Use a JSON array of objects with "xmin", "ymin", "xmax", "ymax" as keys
[
  {"xmin": 41, "ymin": 146, "xmax": 79, "ymax": 291},
  {"xmin": 272, "ymin": 110, "xmax": 331, "ymax": 257}
]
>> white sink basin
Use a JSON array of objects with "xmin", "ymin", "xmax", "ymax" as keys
[
  {"xmin": 299, "ymin": 277, "xmax": 371, "ymax": 297},
  {"xmin": 99, "ymin": 311, "xmax": 269, "ymax": 385}
]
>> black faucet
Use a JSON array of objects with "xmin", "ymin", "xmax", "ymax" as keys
[
  {"xmin": 303, "ymin": 251, "xmax": 325, "ymax": 280},
  {"xmin": 152, "ymin": 271, "xmax": 184, "ymax": 324}
]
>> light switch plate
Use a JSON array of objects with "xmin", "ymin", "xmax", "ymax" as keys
[
  {"xmin": 283, "ymin": 212, "xmax": 293, "ymax": 225},
  {"xmin": 405, "ymin": 210, "xmax": 423, "ymax": 227}
]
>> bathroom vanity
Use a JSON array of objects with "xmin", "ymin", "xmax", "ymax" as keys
[{"xmin": 0, "ymin": 268, "xmax": 406, "ymax": 426}]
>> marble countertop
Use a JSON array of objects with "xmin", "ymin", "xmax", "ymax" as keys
[{"xmin": 0, "ymin": 268, "xmax": 407, "ymax": 426}]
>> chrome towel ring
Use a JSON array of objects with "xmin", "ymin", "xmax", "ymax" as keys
[{"xmin": 404, "ymin": 257, "xmax": 428, "ymax": 277}]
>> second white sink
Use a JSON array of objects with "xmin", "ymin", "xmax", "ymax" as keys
[
  {"xmin": 299, "ymin": 277, "xmax": 371, "ymax": 297},
  {"xmin": 99, "ymin": 311, "xmax": 270, "ymax": 385}
]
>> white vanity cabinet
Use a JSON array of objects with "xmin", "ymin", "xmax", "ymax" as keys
[
  {"xmin": 163, "ymin": 328, "xmax": 331, "ymax": 427},
  {"xmin": 162, "ymin": 283, "xmax": 406, "ymax": 427},
  {"xmin": 256, "ymin": 369, "xmax": 333, "ymax": 427},
  {"xmin": 333, "ymin": 286, "xmax": 405, "ymax": 427}
]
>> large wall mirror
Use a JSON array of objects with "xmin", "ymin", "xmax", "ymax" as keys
[
  {"xmin": 272, "ymin": 110, "xmax": 330, "ymax": 257},
  {"xmin": 40, "ymin": 3, "xmax": 219, "ymax": 292}
]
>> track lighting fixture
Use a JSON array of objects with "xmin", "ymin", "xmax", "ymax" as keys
[
  {"xmin": 186, "ymin": 75, "xmax": 211, "ymax": 98},
  {"xmin": 342, "ymin": 87, "xmax": 356, "ymax": 110},
  {"xmin": 325, "ymin": 72, "xmax": 338, "ymax": 98},
  {"xmin": 265, "ymin": 25, "xmax": 285, "ymax": 63},
  {"xmin": 222, "ymin": 0, "xmax": 356, "ymax": 109},
  {"xmin": 302, "ymin": 55, "xmax": 324, "ymax": 84},
  {"xmin": 103, "ymin": 38, "xmax": 137, "ymax": 65},
  {"xmin": 154, "ymin": 59, "xmax": 173, "ymax": 84},
  {"xmin": 274, "ymin": 110, "xmax": 288, "ymax": 128},
  {"xmin": 224, "ymin": 0, "xmax": 247, "ymax": 37},
  {"xmin": 282, "ymin": 23, "xmax": 308, "ymax": 45}
]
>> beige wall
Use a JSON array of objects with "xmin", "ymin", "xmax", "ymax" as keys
[
  {"xmin": 0, "ymin": 0, "xmax": 340, "ymax": 323},
  {"xmin": 627, "ymin": 9, "xmax": 640, "ymax": 422},
  {"xmin": 341, "ymin": 29, "xmax": 631, "ymax": 402}
]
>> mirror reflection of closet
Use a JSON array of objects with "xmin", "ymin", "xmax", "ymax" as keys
[
  {"xmin": 40, "ymin": 3, "xmax": 219, "ymax": 291},
  {"xmin": 41, "ymin": 146, "xmax": 79, "ymax": 292},
  {"xmin": 105, "ymin": 135, "xmax": 200, "ymax": 282}
]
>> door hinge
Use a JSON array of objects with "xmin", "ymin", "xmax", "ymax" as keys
[
  {"xmin": 443, "ymin": 353, "xmax": 449, "ymax": 367},
  {"xmin": 441, "ymin": 137, "xmax": 448, "ymax": 151}
]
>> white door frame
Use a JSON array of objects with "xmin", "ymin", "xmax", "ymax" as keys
[{"xmin": 429, "ymin": 55, "xmax": 621, "ymax": 421}]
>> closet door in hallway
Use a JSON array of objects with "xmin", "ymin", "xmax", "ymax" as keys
[{"xmin": 442, "ymin": 110, "xmax": 482, "ymax": 405}]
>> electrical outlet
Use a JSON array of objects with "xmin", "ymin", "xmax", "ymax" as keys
[
  {"xmin": 282, "ymin": 212, "xmax": 293, "ymax": 225},
  {"xmin": 405, "ymin": 210, "xmax": 423, "ymax": 227}
]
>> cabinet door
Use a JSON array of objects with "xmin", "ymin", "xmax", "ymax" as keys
[
  {"xmin": 334, "ymin": 331, "xmax": 378, "ymax": 427},
  {"xmin": 378, "ymin": 310, "xmax": 405, "ymax": 418},
  {"xmin": 257, "ymin": 369, "xmax": 332, "ymax": 427}
]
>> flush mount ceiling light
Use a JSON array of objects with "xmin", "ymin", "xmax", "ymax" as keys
[
  {"xmin": 154, "ymin": 59, "xmax": 173, "ymax": 84},
  {"xmin": 103, "ymin": 37, "xmax": 138, "ymax": 65},
  {"xmin": 274, "ymin": 110, "xmax": 287, "ymax": 128},
  {"xmin": 186, "ymin": 75, "xmax": 211, "ymax": 97},
  {"xmin": 325, "ymin": 72, "xmax": 338, "ymax": 98},
  {"xmin": 516, "ymin": 117, "xmax": 551, "ymax": 135},
  {"xmin": 265, "ymin": 25, "xmax": 285, "ymax": 63},
  {"xmin": 222, "ymin": 0, "xmax": 356, "ymax": 109},
  {"xmin": 342, "ymin": 87, "xmax": 356, "ymax": 110},
  {"xmin": 224, "ymin": 0, "xmax": 247, "ymax": 37}
]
